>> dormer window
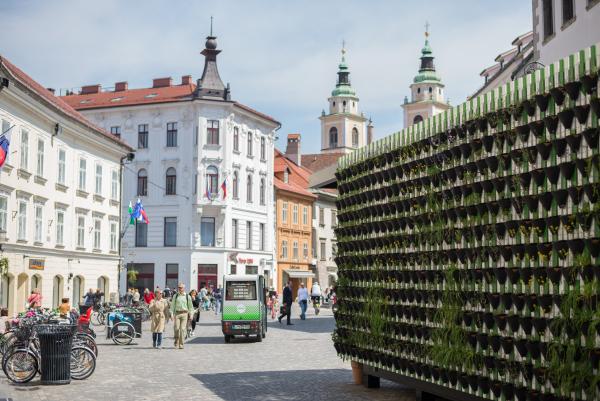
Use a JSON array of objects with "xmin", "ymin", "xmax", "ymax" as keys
[{"xmin": 284, "ymin": 169, "xmax": 289, "ymax": 184}]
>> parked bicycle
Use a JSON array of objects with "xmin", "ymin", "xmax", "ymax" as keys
[{"xmin": 1, "ymin": 311, "xmax": 97, "ymax": 383}]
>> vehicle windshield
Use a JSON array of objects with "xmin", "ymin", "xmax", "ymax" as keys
[{"xmin": 225, "ymin": 281, "xmax": 257, "ymax": 301}]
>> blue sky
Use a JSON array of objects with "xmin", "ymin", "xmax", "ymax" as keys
[{"xmin": 0, "ymin": 0, "xmax": 532, "ymax": 154}]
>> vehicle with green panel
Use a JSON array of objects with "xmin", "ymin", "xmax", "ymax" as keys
[{"xmin": 221, "ymin": 274, "xmax": 267, "ymax": 343}]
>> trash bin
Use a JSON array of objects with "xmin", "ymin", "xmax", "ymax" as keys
[{"xmin": 35, "ymin": 324, "xmax": 76, "ymax": 385}]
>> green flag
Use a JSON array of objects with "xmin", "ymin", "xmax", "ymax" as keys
[{"xmin": 128, "ymin": 201, "xmax": 134, "ymax": 225}]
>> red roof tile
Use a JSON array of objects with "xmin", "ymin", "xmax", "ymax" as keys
[
  {"xmin": 301, "ymin": 152, "xmax": 345, "ymax": 173},
  {"xmin": 0, "ymin": 55, "xmax": 132, "ymax": 151},
  {"xmin": 61, "ymin": 84, "xmax": 195, "ymax": 110},
  {"xmin": 274, "ymin": 177, "xmax": 316, "ymax": 198},
  {"xmin": 60, "ymin": 82, "xmax": 280, "ymax": 125}
]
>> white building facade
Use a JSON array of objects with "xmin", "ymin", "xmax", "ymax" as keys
[
  {"xmin": 311, "ymin": 189, "xmax": 338, "ymax": 288},
  {"xmin": 533, "ymin": 0, "xmax": 600, "ymax": 66},
  {"xmin": 62, "ymin": 35, "xmax": 279, "ymax": 293},
  {"xmin": 0, "ymin": 56, "xmax": 133, "ymax": 316}
]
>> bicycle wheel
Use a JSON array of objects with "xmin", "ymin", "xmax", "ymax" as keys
[
  {"xmin": 98, "ymin": 311, "xmax": 106, "ymax": 325},
  {"xmin": 70, "ymin": 346, "xmax": 96, "ymax": 380},
  {"xmin": 91, "ymin": 311, "xmax": 102, "ymax": 326},
  {"xmin": 73, "ymin": 333, "xmax": 98, "ymax": 357},
  {"xmin": 2, "ymin": 348, "xmax": 38, "ymax": 383},
  {"xmin": 111, "ymin": 321, "xmax": 135, "ymax": 345},
  {"xmin": 141, "ymin": 307, "xmax": 150, "ymax": 322}
]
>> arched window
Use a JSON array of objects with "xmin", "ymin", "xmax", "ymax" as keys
[
  {"xmin": 260, "ymin": 178, "xmax": 266, "ymax": 205},
  {"xmin": 137, "ymin": 169, "xmax": 148, "ymax": 196},
  {"xmin": 352, "ymin": 128, "xmax": 359, "ymax": 147},
  {"xmin": 343, "ymin": 100, "xmax": 347, "ymax": 108},
  {"xmin": 413, "ymin": 115, "xmax": 424, "ymax": 124},
  {"xmin": 247, "ymin": 132, "xmax": 253, "ymax": 156},
  {"xmin": 260, "ymin": 137, "xmax": 266, "ymax": 160},
  {"xmin": 233, "ymin": 127, "xmax": 239, "ymax": 151},
  {"xmin": 429, "ymin": 87, "xmax": 432, "ymax": 93},
  {"xmin": 329, "ymin": 127, "xmax": 338, "ymax": 148},
  {"xmin": 232, "ymin": 171, "xmax": 239, "ymax": 199},
  {"xmin": 166, "ymin": 167, "xmax": 176, "ymax": 195},
  {"xmin": 207, "ymin": 165, "xmax": 218, "ymax": 196},
  {"xmin": 246, "ymin": 174, "xmax": 253, "ymax": 202},
  {"xmin": 417, "ymin": 88, "xmax": 421, "ymax": 94}
]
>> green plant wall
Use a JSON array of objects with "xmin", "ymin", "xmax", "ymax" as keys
[{"xmin": 333, "ymin": 44, "xmax": 600, "ymax": 401}]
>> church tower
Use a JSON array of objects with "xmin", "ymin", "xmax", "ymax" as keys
[
  {"xmin": 319, "ymin": 45, "xmax": 367, "ymax": 154},
  {"xmin": 401, "ymin": 24, "xmax": 450, "ymax": 128}
]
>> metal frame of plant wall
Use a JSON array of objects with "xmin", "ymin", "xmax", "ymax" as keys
[{"xmin": 333, "ymin": 43, "xmax": 600, "ymax": 401}]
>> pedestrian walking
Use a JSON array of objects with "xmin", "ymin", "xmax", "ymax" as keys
[
  {"xmin": 83, "ymin": 288, "xmax": 95, "ymax": 306},
  {"xmin": 214, "ymin": 285, "xmax": 222, "ymax": 315},
  {"xmin": 297, "ymin": 283, "xmax": 309, "ymax": 320},
  {"xmin": 199, "ymin": 286, "xmax": 208, "ymax": 311},
  {"xmin": 278, "ymin": 281, "xmax": 293, "ymax": 325},
  {"xmin": 125, "ymin": 288, "xmax": 134, "ymax": 305},
  {"xmin": 170, "ymin": 283, "xmax": 194, "ymax": 349},
  {"xmin": 143, "ymin": 288, "xmax": 154, "ymax": 304},
  {"xmin": 189, "ymin": 289, "xmax": 200, "ymax": 337},
  {"xmin": 163, "ymin": 286, "xmax": 172, "ymax": 299},
  {"xmin": 149, "ymin": 290, "xmax": 169, "ymax": 349},
  {"xmin": 27, "ymin": 288, "xmax": 43, "ymax": 309},
  {"xmin": 132, "ymin": 289, "xmax": 141, "ymax": 306}
]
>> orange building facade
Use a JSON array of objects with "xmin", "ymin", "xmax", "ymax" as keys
[{"xmin": 274, "ymin": 148, "xmax": 316, "ymax": 297}]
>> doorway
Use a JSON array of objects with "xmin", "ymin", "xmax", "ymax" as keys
[
  {"xmin": 16, "ymin": 273, "xmax": 29, "ymax": 313},
  {"xmin": 53, "ymin": 275, "xmax": 64, "ymax": 307},
  {"xmin": 197, "ymin": 264, "xmax": 217, "ymax": 291},
  {"xmin": 73, "ymin": 275, "xmax": 84, "ymax": 306}
]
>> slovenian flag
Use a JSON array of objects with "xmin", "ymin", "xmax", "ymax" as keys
[
  {"xmin": 221, "ymin": 178, "xmax": 227, "ymax": 199},
  {"xmin": 130, "ymin": 199, "xmax": 149, "ymax": 224},
  {"xmin": 0, "ymin": 135, "xmax": 9, "ymax": 169}
]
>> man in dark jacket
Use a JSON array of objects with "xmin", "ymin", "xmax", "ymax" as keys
[{"xmin": 278, "ymin": 281, "xmax": 293, "ymax": 325}]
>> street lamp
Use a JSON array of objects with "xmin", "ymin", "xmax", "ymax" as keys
[{"xmin": 117, "ymin": 152, "xmax": 135, "ymax": 296}]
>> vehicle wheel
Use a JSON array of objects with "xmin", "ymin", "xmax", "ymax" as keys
[
  {"xmin": 224, "ymin": 335, "xmax": 231, "ymax": 343},
  {"xmin": 70, "ymin": 346, "xmax": 96, "ymax": 380},
  {"xmin": 74, "ymin": 333, "xmax": 98, "ymax": 357},
  {"xmin": 2, "ymin": 348, "xmax": 38, "ymax": 383},
  {"xmin": 111, "ymin": 322, "xmax": 135, "ymax": 345}
]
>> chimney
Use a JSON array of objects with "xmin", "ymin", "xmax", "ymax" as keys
[
  {"xmin": 181, "ymin": 75, "xmax": 192, "ymax": 85},
  {"xmin": 367, "ymin": 119, "xmax": 374, "ymax": 145},
  {"xmin": 46, "ymin": 88, "xmax": 55, "ymax": 95},
  {"xmin": 115, "ymin": 81, "xmax": 128, "ymax": 91},
  {"xmin": 152, "ymin": 77, "xmax": 172, "ymax": 88},
  {"xmin": 81, "ymin": 84, "xmax": 101, "ymax": 95},
  {"xmin": 285, "ymin": 133, "xmax": 301, "ymax": 166}
]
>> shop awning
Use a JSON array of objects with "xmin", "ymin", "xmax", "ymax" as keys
[{"xmin": 285, "ymin": 269, "xmax": 315, "ymax": 279}]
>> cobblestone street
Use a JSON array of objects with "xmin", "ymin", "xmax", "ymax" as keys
[{"xmin": 0, "ymin": 306, "xmax": 415, "ymax": 401}]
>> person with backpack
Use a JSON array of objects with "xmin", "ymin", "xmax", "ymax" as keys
[{"xmin": 170, "ymin": 283, "xmax": 194, "ymax": 349}]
